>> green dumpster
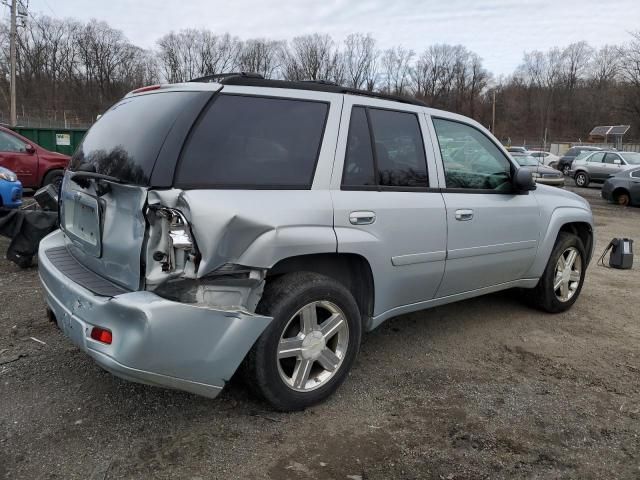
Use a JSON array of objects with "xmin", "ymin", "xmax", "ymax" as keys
[{"xmin": 11, "ymin": 127, "xmax": 87, "ymax": 156}]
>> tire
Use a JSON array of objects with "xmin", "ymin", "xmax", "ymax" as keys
[
  {"xmin": 614, "ymin": 190, "xmax": 631, "ymax": 206},
  {"xmin": 574, "ymin": 171, "xmax": 589, "ymax": 188},
  {"xmin": 42, "ymin": 170, "xmax": 64, "ymax": 192},
  {"xmin": 562, "ymin": 165, "xmax": 571, "ymax": 175},
  {"xmin": 244, "ymin": 272, "xmax": 362, "ymax": 411},
  {"xmin": 528, "ymin": 232, "xmax": 587, "ymax": 313}
]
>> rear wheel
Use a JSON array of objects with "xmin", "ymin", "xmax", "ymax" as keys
[
  {"xmin": 614, "ymin": 190, "xmax": 631, "ymax": 206},
  {"xmin": 562, "ymin": 164, "xmax": 571, "ymax": 175},
  {"xmin": 574, "ymin": 171, "xmax": 589, "ymax": 187},
  {"xmin": 244, "ymin": 272, "xmax": 362, "ymax": 411},
  {"xmin": 528, "ymin": 232, "xmax": 587, "ymax": 313}
]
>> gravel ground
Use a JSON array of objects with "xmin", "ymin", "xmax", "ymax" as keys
[{"xmin": 1, "ymin": 184, "xmax": 639, "ymax": 479}]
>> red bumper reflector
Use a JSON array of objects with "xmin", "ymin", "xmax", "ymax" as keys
[{"xmin": 90, "ymin": 327, "xmax": 112, "ymax": 345}]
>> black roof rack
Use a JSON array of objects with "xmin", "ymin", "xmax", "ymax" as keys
[
  {"xmin": 188, "ymin": 72, "xmax": 265, "ymax": 83},
  {"xmin": 189, "ymin": 73, "xmax": 427, "ymax": 107}
]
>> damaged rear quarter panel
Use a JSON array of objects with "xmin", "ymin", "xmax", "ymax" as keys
[{"xmin": 147, "ymin": 189, "xmax": 337, "ymax": 278}]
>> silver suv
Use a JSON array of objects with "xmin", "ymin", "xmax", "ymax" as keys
[
  {"xmin": 39, "ymin": 74, "xmax": 595, "ymax": 411},
  {"xmin": 571, "ymin": 150, "xmax": 640, "ymax": 187}
]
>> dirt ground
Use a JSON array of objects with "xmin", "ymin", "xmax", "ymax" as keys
[{"xmin": 1, "ymin": 184, "xmax": 639, "ymax": 480}]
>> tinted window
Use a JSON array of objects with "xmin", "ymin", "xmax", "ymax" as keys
[
  {"xmin": 368, "ymin": 109, "xmax": 428, "ymax": 187},
  {"xmin": 588, "ymin": 152, "xmax": 605, "ymax": 163},
  {"xmin": 177, "ymin": 95, "xmax": 328, "ymax": 188},
  {"xmin": 604, "ymin": 153, "xmax": 621, "ymax": 164},
  {"xmin": 566, "ymin": 148, "xmax": 580, "ymax": 156},
  {"xmin": 0, "ymin": 131, "xmax": 26, "ymax": 153},
  {"xmin": 342, "ymin": 107, "xmax": 376, "ymax": 187},
  {"xmin": 341, "ymin": 107, "xmax": 428, "ymax": 188},
  {"xmin": 70, "ymin": 92, "xmax": 201, "ymax": 185},
  {"xmin": 432, "ymin": 118, "xmax": 512, "ymax": 191}
]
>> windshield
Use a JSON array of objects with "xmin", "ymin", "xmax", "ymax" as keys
[
  {"xmin": 512, "ymin": 155, "xmax": 539, "ymax": 167},
  {"xmin": 622, "ymin": 152, "xmax": 640, "ymax": 164},
  {"xmin": 69, "ymin": 91, "xmax": 203, "ymax": 185}
]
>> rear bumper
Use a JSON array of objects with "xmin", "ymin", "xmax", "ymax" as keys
[{"xmin": 38, "ymin": 229, "xmax": 272, "ymax": 398}]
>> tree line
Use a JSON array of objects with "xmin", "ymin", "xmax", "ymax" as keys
[{"xmin": 0, "ymin": 14, "xmax": 639, "ymax": 142}]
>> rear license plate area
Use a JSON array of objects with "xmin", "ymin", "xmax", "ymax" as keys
[{"xmin": 61, "ymin": 190, "xmax": 102, "ymax": 257}]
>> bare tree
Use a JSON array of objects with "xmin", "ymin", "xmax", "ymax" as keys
[
  {"xmin": 381, "ymin": 46, "xmax": 414, "ymax": 95},
  {"xmin": 238, "ymin": 39, "xmax": 283, "ymax": 78},
  {"xmin": 281, "ymin": 34, "xmax": 343, "ymax": 82},
  {"xmin": 342, "ymin": 33, "xmax": 378, "ymax": 90}
]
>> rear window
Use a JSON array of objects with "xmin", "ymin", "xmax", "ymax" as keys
[
  {"xmin": 70, "ymin": 92, "xmax": 202, "ymax": 185},
  {"xmin": 176, "ymin": 94, "xmax": 329, "ymax": 189}
]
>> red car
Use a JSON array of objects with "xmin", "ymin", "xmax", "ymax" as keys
[{"xmin": 0, "ymin": 125, "xmax": 70, "ymax": 189}]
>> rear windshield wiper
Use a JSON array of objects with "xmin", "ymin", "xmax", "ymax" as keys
[{"xmin": 70, "ymin": 171, "xmax": 124, "ymax": 188}]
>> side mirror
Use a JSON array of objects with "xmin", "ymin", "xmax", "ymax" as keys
[
  {"xmin": 513, "ymin": 168, "xmax": 536, "ymax": 192},
  {"xmin": 614, "ymin": 159, "xmax": 621, "ymax": 165},
  {"xmin": 25, "ymin": 144, "xmax": 35, "ymax": 154}
]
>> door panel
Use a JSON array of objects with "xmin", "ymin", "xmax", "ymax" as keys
[
  {"xmin": 331, "ymin": 98, "xmax": 447, "ymax": 318},
  {"xmin": 0, "ymin": 131, "xmax": 38, "ymax": 186},
  {"xmin": 429, "ymin": 117, "xmax": 540, "ymax": 297},
  {"xmin": 586, "ymin": 152, "xmax": 607, "ymax": 180},
  {"xmin": 438, "ymin": 192, "xmax": 539, "ymax": 296}
]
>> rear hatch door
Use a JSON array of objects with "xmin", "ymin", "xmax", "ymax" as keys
[{"xmin": 61, "ymin": 88, "xmax": 215, "ymax": 291}]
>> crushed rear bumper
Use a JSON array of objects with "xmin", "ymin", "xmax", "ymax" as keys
[{"xmin": 38, "ymin": 229, "xmax": 272, "ymax": 398}]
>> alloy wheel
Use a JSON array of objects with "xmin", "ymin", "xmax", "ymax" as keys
[
  {"xmin": 575, "ymin": 173, "xmax": 586, "ymax": 187},
  {"xmin": 553, "ymin": 247, "xmax": 582, "ymax": 302},
  {"xmin": 276, "ymin": 300, "xmax": 349, "ymax": 392}
]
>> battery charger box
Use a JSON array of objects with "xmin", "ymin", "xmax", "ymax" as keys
[{"xmin": 609, "ymin": 238, "xmax": 633, "ymax": 269}]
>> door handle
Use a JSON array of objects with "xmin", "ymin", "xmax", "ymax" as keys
[
  {"xmin": 455, "ymin": 209, "xmax": 474, "ymax": 221},
  {"xmin": 349, "ymin": 211, "xmax": 376, "ymax": 225}
]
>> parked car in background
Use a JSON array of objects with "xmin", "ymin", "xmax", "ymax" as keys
[
  {"xmin": 601, "ymin": 166, "xmax": 640, "ymax": 206},
  {"xmin": 0, "ymin": 166, "xmax": 23, "ymax": 209},
  {"xmin": 506, "ymin": 146, "xmax": 528, "ymax": 154},
  {"xmin": 529, "ymin": 150, "xmax": 560, "ymax": 168},
  {"xmin": 0, "ymin": 125, "xmax": 70, "ymax": 190},
  {"xmin": 571, "ymin": 151, "xmax": 640, "ymax": 187},
  {"xmin": 510, "ymin": 153, "xmax": 565, "ymax": 187},
  {"xmin": 557, "ymin": 146, "xmax": 603, "ymax": 175}
]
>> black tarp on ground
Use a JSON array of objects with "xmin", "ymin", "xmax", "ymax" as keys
[{"xmin": 0, "ymin": 208, "xmax": 59, "ymax": 268}]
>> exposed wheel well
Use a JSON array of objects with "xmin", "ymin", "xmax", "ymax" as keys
[
  {"xmin": 267, "ymin": 253, "xmax": 375, "ymax": 328},
  {"xmin": 559, "ymin": 222, "xmax": 593, "ymax": 263}
]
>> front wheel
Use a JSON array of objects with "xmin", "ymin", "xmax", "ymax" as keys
[
  {"xmin": 528, "ymin": 232, "xmax": 587, "ymax": 313},
  {"xmin": 562, "ymin": 165, "xmax": 571, "ymax": 175},
  {"xmin": 244, "ymin": 272, "xmax": 362, "ymax": 411}
]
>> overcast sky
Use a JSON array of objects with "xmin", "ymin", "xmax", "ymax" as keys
[{"xmin": 23, "ymin": 0, "xmax": 640, "ymax": 76}]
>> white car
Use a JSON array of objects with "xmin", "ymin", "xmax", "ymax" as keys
[{"xmin": 529, "ymin": 150, "xmax": 561, "ymax": 168}]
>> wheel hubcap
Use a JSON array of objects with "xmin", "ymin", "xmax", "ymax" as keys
[
  {"xmin": 277, "ymin": 300, "xmax": 349, "ymax": 392},
  {"xmin": 576, "ymin": 175, "xmax": 585, "ymax": 186},
  {"xmin": 553, "ymin": 247, "xmax": 582, "ymax": 302}
]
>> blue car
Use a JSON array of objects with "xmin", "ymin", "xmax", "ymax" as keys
[{"xmin": 0, "ymin": 166, "xmax": 23, "ymax": 209}]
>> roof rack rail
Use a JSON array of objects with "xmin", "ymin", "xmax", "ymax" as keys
[
  {"xmin": 213, "ymin": 75, "xmax": 427, "ymax": 107},
  {"xmin": 189, "ymin": 72, "xmax": 264, "ymax": 83}
]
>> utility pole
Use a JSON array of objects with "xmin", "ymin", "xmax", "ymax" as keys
[
  {"xmin": 9, "ymin": 0, "xmax": 17, "ymax": 126},
  {"xmin": 3, "ymin": 0, "xmax": 27, "ymax": 127},
  {"xmin": 491, "ymin": 89, "xmax": 496, "ymax": 134}
]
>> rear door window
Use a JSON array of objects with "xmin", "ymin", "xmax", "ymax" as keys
[
  {"xmin": 588, "ymin": 152, "xmax": 605, "ymax": 163},
  {"xmin": 341, "ymin": 106, "xmax": 428, "ymax": 189},
  {"xmin": 176, "ymin": 94, "xmax": 329, "ymax": 189}
]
